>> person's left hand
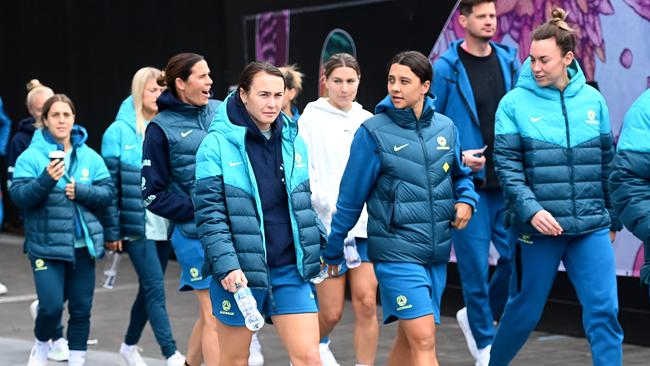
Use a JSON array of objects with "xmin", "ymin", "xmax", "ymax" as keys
[
  {"xmin": 452, "ymin": 202, "xmax": 473, "ymax": 230},
  {"xmin": 609, "ymin": 230, "xmax": 617, "ymax": 244},
  {"xmin": 65, "ymin": 176, "xmax": 76, "ymax": 200},
  {"xmin": 104, "ymin": 240, "xmax": 122, "ymax": 252},
  {"xmin": 326, "ymin": 262, "xmax": 341, "ymax": 277}
]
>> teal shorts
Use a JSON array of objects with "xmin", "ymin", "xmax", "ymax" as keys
[
  {"xmin": 374, "ymin": 261, "xmax": 447, "ymax": 324},
  {"xmin": 211, "ymin": 264, "xmax": 318, "ymax": 327},
  {"xmin": 171, "ymin": 227, "xmax": 211, "ymax": 291}
]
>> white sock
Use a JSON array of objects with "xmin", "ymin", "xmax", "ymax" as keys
[
  {"xmin": 31, "ymin": 339, "xmax": 49, "ymax": 361},
  {"xmin": 120, "ymin": 342, "xmax": 136, "ymax": 353},
  {"xmin": 68, "ymin": 350, "xmax": 86, "ymax": 366}
]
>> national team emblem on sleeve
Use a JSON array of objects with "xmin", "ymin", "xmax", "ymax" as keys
[
  {"xmin": 585, "ymin": 110, "xmax": 599, "ymax": 125},
  {"xmin": 436, "ymin": 136, "xmax": 450, "ymax": 150},
  {"xmin": 79, "ymin": 168, "xmax": 90, "ymax": 181},
  {"xmin": 443, "ymin": 162, "xmax": 450, "ymax": 173},
  {"xmin": 295, "ymin": 153, "xmax": 306, "ymax": 168}
]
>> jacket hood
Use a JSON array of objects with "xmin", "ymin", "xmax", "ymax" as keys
[
  {"xmin": 439, "ymin": 39, "xmax": 519, "ymax": 69},
  {"xmin": 114, "ymin": 95, "xmax": 136, "ymax": 132},
  {"xmin": 31, "ymin": 124, "xmax": 88, "ymax": 155},
  {"xmin": 303, "ymin": 97, "xmax": 368, "ymax": 119},
  {"xmin": 210, "ymin": 92, "xmax": 297, "ymax": 146},
  {"xmin": 16, "ymin": 116, "xmax": 37, "ymax": 134},
  {"xmin": 375, "ymin": 94, "xmax": 436, "ymax": 129},
  {"xmin": 516, "ymin": 58, "xmax": 586, "ymax": 100}
]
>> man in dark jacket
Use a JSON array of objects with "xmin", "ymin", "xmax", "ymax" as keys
[{"xmin": 432, "ymin": 1, "xmax": 520, "ymax": 363}]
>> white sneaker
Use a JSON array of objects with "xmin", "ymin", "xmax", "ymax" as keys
[
  {"xmin": 249, "ymin": 332, "xmax": 264, "ymax": 365},
  {"xmin": 68, "ymin": 350, "xmax": 86, "ymax": 366},
  {"xmin": 319, "ymin": 341, "xmax": 340, "ymax": 366},
  {"xmin": 475, "ymin": 344, "xmax": 491, "ymax": 366},
  {"xmin": 456, "ymin": 307, "xmax": 479, "ymax": 360},
  {"xmin": 48, "ymin": 337, "xmax": 70, "ymax": 361},
  {"xmin": 30, "ymin": 300, "xmax": 39, "ymax": 319},
  {"xmin": 0, "ymin": 281, "xmax": 7, "ymax": 295},
  {"xmin": 120, "ymin": 343, "xmax": 148, "ymax": 366},
  {"xmin": 27, "ymin": 343, "xmax": 48, "ymax": 366},
  {"xmin": 166, "ymin": 351, "xmax": 186, "ymax": 366}
]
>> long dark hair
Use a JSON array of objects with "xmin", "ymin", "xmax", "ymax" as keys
[
  {"xmin": 157, "ymin": 52, "xmax": 205, "ymax": 97},
  {"xmin": 389, "ymin": 51, "xmax": 432, "ymax": 84}
]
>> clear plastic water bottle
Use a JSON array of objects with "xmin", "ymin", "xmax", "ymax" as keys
[
  {"xmin": 344, "ymin": 238, "xmax": 362, "ymax": 268},
  {"xmin": 234, "ymin": 284, "xmax": 264, "ymax": 331},
  {"xmin": 310, "ymin": 265, "xmax": 329, "ymax": 284},
  {"xmin": 102, "ymin": 250, "xmax": 122, "ymax": 289}
]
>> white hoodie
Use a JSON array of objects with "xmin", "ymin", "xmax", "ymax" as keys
[{"xmin": 298, "ymin": 98, "xmax": 373, "ymax": 238}]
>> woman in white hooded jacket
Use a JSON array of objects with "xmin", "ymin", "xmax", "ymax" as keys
[{"xmin": 298, "ymin": 53, "xmax": 377, "ymax": 366}]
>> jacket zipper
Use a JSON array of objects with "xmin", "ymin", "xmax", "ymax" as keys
[
  {"xmin": 560, "ymin": 90, "xmax": 576, "ymax": 232},
  {"xmin": 415, "ymin": 116, "xmax": 436, "ymax": 260},
  {"xmin": 454, "ymin": 72, "xmax": 480, "ymax": 126},
  {"xmin": 240, "ymin": 129, "xmax": 275, "ymax": 309}
]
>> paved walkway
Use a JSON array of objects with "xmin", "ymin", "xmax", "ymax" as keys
[{"xmin": 1, "ymin": 233, "xmax": 649, "ymax": 365}]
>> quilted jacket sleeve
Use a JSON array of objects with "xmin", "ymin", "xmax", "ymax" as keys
[
  {"xmin": 10, "ymin": 152, "xmax": 57, "ymax": 209},
  {"xmin": 609, "ymin": 97, "xmax": 650, "ymax": 243},
  {"xmin": 596, "ymin": 99, "xmax": 622, "ymax": 231},
  {"xmin": 494, "ymin": 96, "xmax": 544, "ymax": 224},
  {"xmin": 193, "ymin": 134, "xmax": 240, "ymax": 281}
]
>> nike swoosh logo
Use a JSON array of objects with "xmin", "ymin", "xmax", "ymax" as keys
[
  {"xmin": 393, "ymin": 143, "xmax": 409, "ymax": 152},
  {"xmin": 181, "ymin": 130, "xmax": 193, "ymax": 138},
  {"xmin": 229, "ymin": 161, "xmax": 243, "ymax": 167},
  {"xmin": 124, "ymin": 145, "xmax": 136, "ymax": 150},
  {"xmin": 530, "ymin": 116, "xmax": 544, "ymax": 122}
]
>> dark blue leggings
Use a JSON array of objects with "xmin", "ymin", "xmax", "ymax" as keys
[
  {"xmin": 31, "ymin": 248, "xmax": 95, "ymax": 351},
  {"xmin": 124, "ymin": 240, "xmax": 176, "ymax": 358}
]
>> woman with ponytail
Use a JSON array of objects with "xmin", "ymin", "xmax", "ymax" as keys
[
  {"xmin": 141, "ymin": 53, "xmax": 221, "ymax": 366},
  {"xmin": 490, "ymin": 9, "xmax": 623, "ymax": 366}
]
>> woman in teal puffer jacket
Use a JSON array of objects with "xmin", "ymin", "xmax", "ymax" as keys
[
  {"xmin": 11, "ymin": 94, "xmax": 119, "ymax": 366},
  {"xmin": 193, "ymin": 62, "xmax": 325, "ymax": 366},
  {"xmin": 490, "ymin": 9, "xmax": 623, "ymax": 366},
  {"xmin": 102, "ymin": 67, "xmax": 184, "ymax": 364}
]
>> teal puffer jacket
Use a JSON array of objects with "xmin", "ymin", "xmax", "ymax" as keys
[
  {"xmin": 11, "ymin": 126, "xmax": 117, "ymax": 261},
  {"xmin": 192, "ymin": 94, "xmax": 325, "ymax": 290},
  {"xmin": 494, "ymin": 59, "xmax": 620, "ymax": 236}
]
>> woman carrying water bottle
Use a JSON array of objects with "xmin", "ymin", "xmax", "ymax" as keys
[
  {"xmin": 323, "ymin": 51, "xmax": 478, "ymax": 366},
  {"xmin": 193, "ymin": 61, "xmax": 325, "ymax": 366},
  {"xmin": 298, "ymin": 53, "xmax": 378, "ymax": 366},
  {"xmin": 11, "ymin": 94, "xmax": 119, "ymax": 366}
]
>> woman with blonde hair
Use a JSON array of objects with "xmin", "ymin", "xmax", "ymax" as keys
[
  {"xmin": 279, "ymin": 64, "xmax": 304, "ymax": 122},
  {"xmin": 489, "ymin": 9, "xmax": 623, "ymax": 365},
  {"xmin": 102, "ymin": 66, "xmax": 185, "ymax": 365},
  {"xmin": 8, "ymin": 80, "xmax": 55, "ymax": 186}
]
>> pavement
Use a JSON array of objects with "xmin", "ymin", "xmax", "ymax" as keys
[{"xmin": 2, "ymin": 232, "xmax": 650, "ymax": 365}]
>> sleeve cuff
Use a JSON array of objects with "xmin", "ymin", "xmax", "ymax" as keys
[
  {"xmin": 458, "ymin": 196, "xmax": 478, "ymax": 210},
  {"xmin": 520, "ymin": 200, "xmax": 544, "ymax": 224},
  {"xmin": 37, "ymin": 169, "xmax": 58, "ymax": 189}
]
